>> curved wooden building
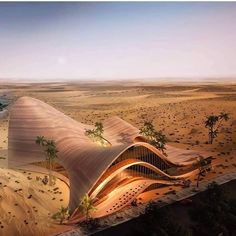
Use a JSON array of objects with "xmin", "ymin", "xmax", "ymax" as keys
[{"xmin": 8, "ymin": 97, "xmax": 201, "ymax": 216}]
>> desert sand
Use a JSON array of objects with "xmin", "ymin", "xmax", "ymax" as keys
[
  {"xmin": 0, "ymin": 168, "xmax": 71, "ymax": 236},
  {"xmin": 0, "ymin": 80, "xmax": 236, "ymax": 235}
]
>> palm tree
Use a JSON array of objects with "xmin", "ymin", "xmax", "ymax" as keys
[
  {"xmin": 140, "ymin": 121, "xmax": 167, "ymax": 154},
  {"xmin": 94, "ymin": 122, "xmax": 104, "ymax": 136},
  {"xmin": 85, "ymin": 122, "xmax": 104, "ymax": 138},
  {"xmin": 85, "ymin": 122, "xmax": 108, "ymax": 146},
  {"xmin": 193, "ymin": 157, "xmax": 211, "ymax": 188},
  {"xmin": 36, "ymin": 135, "xmax": 47, "ymax": 168},
  {"xmin": 52, "ymin": 206, "xmax": 69, "ymax": 224},
  {"xmin": 35, "ymin": 135, "xmax": 46, "ymax": 146},
  {"xmin": 45, "ymin": 140, "xmax": 58, "ymax": 185},
  {"xmin": 35, "ymin": 136, "xmax": 58, "ymax": 186},
  {"xmin": 205, "ymin": 112, "xmax": 229, "ymax": 144},
  {"xmin": 219, "ymin": 112, "xmax": 229, "ymax": 121},
  {"xmin": 205, "ymin": 115, "xmax": 218, "ymax": 144},
  {"xmin": 79, "ymin": 193, "xmax": 96, "ymax": 221}
]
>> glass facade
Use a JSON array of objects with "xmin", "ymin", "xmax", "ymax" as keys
[{"xmin": 91, "ymin": 144, "xmax": 172, "ymax": 198}]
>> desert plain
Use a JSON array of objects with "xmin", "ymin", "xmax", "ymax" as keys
[{"xmin": 0, "ymin": 80, "xmax": 236, "ymax": 236}]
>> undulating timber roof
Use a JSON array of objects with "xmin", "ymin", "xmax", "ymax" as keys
[{"xmin": 8, "ymin": 97, "xmax": 204, "ymax": 211}]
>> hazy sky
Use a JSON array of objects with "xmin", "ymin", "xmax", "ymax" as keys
[{"xmin": 0, "ymin": 2, "xmax": 236, "ymax": 81}]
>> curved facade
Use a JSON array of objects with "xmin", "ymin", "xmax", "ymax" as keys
[{"xmin": 8, "ymin": 97, "xmax": 200, "ymax": 215}]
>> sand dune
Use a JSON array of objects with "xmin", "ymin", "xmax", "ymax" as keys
[{"xmin": 0, "ymin": 168, "xmax": 71, "ymax": 236}]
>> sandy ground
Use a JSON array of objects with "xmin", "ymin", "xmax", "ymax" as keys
[
  {"xmin": 0, "ymin": 168, "xmax": 72, "ymax": 236},
  {"xmin": 0, "ymin": 81, "xmax": 236, "ymax": 235}
]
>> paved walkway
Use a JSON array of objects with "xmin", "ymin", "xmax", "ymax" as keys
[{"xmin": 56, "ymin": 171, "xmax": 236, "ymax": 236}]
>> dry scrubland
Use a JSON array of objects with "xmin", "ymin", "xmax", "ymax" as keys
[{"xmin": 0, "ymin": 81, "xmax": 236, "ymax": 235}]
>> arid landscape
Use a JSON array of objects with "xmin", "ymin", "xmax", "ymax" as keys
[
  {"xmin": 0, "ymin": 80, "xmax": 236, "ymax": 235},
  {"xmin": 1, "ymin": 1, "xmax": 236, "ymax": 235}
]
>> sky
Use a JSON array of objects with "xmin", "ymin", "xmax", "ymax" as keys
[{"xmin": 0, "ymin": 2, "xmax": 236, "ymax": 81}]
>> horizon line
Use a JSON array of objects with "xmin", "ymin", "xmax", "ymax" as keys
[{"xmin": 0, "ymin": 76, "xmax": 236, "ymax": 82}]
